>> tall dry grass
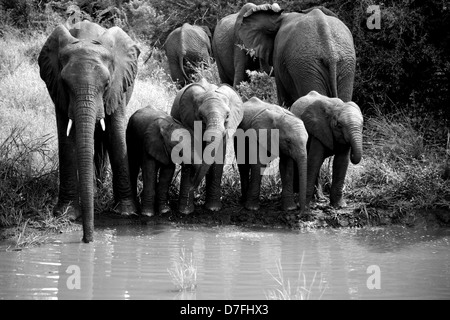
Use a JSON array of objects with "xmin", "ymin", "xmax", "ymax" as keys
[{"xmin": 1, "ymin": 25, "xmax": 449, "ymax": 247}]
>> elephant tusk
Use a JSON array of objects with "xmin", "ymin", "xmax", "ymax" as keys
[
  {"xmin": 66, "ymin": 119, "xmax": 73, "ymax": 137},
  {"xmin": 100, "ymin": 118, "xmax": 105, "ymax": 131}
]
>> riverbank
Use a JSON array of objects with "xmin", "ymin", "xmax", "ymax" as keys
[{"xmin": 1, "ymin": 30, "xmax": 449, "ymax": 248}]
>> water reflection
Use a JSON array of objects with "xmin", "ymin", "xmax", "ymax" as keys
[{"xmin": 0, "ymin": 225, "xmax": 449, "ymax": 300}]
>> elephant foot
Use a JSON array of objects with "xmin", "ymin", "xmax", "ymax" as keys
[
  {"xmin": 204, "ymin": 199, "xmax": 222, "ymax": 212},
  {"xmin": 141, "ymin": 207, "xmax": 155, "ymax": 217},
  {"xmin": 330, "ymin": 198, "xmax": 347, "ymax": 209},
  {"xmin": 244, "ymin": 200, "xmax": 260, "ymax": 211},
  {"xmin": 178, "ymin": 202, "xmax": 195, "ymax": 215},
  {"xmin": 158, "ymin": 202, "xmax": 172, "ymax": 215},
  {"xmin": 281, "ymin": 197, "xmax": 298, "ymax": 211},
  {"xmin": 116, "ymin": 198, "xmax": 138, "ymax": 217},
  {"xmin": 53, "ymin": 202, "xmax": 81, "ymax": 221}
]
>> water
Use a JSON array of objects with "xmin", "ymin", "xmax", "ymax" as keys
[{"xmin": 0, "ymin": 224, "xmax": 449, "ymax": 300}]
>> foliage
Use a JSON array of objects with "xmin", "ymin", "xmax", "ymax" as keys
[
  {"xmin": 236, "ymin": 70, "xmax": 278, "ymax": 104},
  {"xmin": 348, "ymin": 109, "xmax": 450, "ymax": 214},
  {"xmin": 1, "ymin": 0, "xmax": 449, "ymax": 246},
  {"xmin": 167, "ymin": 248, "xmax": 197, "ymax": 291},
  {"xmin": 265, "ymin": 255, "xmax": 327, "ymax": 300}
]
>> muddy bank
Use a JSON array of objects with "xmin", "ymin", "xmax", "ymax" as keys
[
  {"xmin": 2, "ymin": 196, "xmax": 449, "ymax": 247},
  {"xmin": 96, "ymin": 196, "xmax": 450, "ymax": 231}
]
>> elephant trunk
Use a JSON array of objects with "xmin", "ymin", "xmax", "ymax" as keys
[
  {"xmin": 191, "ymin": 163, "xmax": 211, "ymax": 188},
  {"xmin": 204, "ymin": 112, "xmax": 226, "ymax": 143},
  {"xmin": 294, "ymin": 147, "xmax": 308, "ymax": 214},
  {"xmin": 349, "ymin": 127, "xmax": 363, "ymax": 165},
  {"xmin": 74, "ymin": 95, "xmax": 97, "ymax": 243}
]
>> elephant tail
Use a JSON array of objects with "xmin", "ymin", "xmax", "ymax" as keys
[
  {"xmin": 179, "ymin": 54, "xmax": 190, "ymax": 84},
  {"xmin": 328, "ymin": 60, "xmax": 338, "ymax": 98}
]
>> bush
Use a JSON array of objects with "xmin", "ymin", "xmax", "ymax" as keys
[{"xmin": 236, "ymin": 70, "xmax": 278, "ymax": 104}]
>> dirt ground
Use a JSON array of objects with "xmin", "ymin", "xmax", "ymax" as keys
[
  {"xmin": 2, "ymin": 193, "xmax": 449, "ymax": 246},
  {"xmin": 94, "ymin": 195, "xmax": 450, "ymax": 232}
]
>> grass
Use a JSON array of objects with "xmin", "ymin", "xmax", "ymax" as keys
[
  {"xmin": 167, "ymin": 248, "xmax": 198, "ymax": 291},
  {"xmin": 265, "ymin": 254, "xmax": 327, "ymax": 300},
  {"xmin": 1, "ymin": 25, "xmax": 449, "ymax": 247}
]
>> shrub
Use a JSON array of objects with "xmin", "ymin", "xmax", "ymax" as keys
[{"xmin": 236, "ymin": 70, "xmax": 278, "ymax": 104}]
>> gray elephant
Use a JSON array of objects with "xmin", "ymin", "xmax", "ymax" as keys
[
  {"xmin": 235, "ymin": 3, "xmax": 356, "ymax": 107},
  {"xmin": 290, "ymin": 91, "xmax": 364, "ymax": 209},
  {"xmin": 171, "ymin": 78, "xmax": 244, "ymax": 214},
  {"xmin": 234, "ymin": 97, "xmax": 308, "ymax": 213},
  {"xmin": 164, "ymin": 23, "xmax": 212, "ymax": 88},
  {"xmin": 126, "ymin": 106, "xmax": 207, "ymax": 217},
  {"xmin": 212, "ymin": 10, "xmax": 270, "ymax": 87},
  {"xmin": 38, "ymin": 21, "xmax": 140, "ymax": 243}
]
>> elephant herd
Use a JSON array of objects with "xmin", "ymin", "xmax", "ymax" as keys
[{"xmin": 38, "ymin": 3, "xmax": 364, "ymax": 243}]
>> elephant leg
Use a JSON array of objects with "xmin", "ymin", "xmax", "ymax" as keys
[
  {"xmin": 279, "ymin": 154, "xmax": 297, "ymax": 211},
  {"xmin": 275, "ymin": 76, "xmax": 295, "ymax": 108},
  {"xmin": 127, "ymin": 141, "xmax": 141, "ymax": 204},
  {"xmin": 244, "ymin": 163, "xmax": 263, "ymax": 211},
  {"xmin": 235, "ymin": 136, "xmax": 250, "ymax": 204},
  {"xmin": 156, "ymin": 164, "xmax": 175, "ymax": 215},
  {"xmin": 237, "ymin": 163, "xmax": 250, "ymax": 204},
  {"xmin": 204, "ymin": 138, "xmax": 226, "ymax": 211},
  {"xmin": 330, "ymin": 150, "xmax": 350, "ymax": 208},
  {"xmin": 94, "ymin": 125, "xmax": 109, "ymax": 186},
  {"xmin": 178, "ymin": 164, "xmax": 195, "ymax": 214},
  {"xmin": 204, "ymin": 163, "xmax": 224, "ymax": 211},
  {"xmin": 54, "ymin": 112, "xmax": 80, "ymax": 221},
  {"xmin": 141, "ymin": 155, "xmax": 157, "ymax": 217},
  {"xmin": 306, "ymin": 138, "xmax": 326, "ymax": 208},
  {"xmin": 105, "ymin": 112, "xmax": 137, "ymax": 216}
]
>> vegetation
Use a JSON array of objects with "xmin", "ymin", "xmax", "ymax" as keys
[
  {"xmin": 0, "ymin": 0, "xmax": 449, "ymax": 247},
  {"xmin": 265, "ymin": 255, "xmax": 327, "ymax": 300},
  {"xmin": 167, "ymin": 248, "xmax": 198, "ymax": 291}
]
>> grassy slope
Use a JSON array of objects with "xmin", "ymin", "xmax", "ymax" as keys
[{"xmin": 1, "ymin": 30, "xmax": 449, "ymax": 248}]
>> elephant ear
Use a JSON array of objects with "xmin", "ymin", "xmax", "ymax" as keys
[
  {"xmin": 301, "ymin": 101, "xmax": 334, "ymax": 151},
  {"xmin": 38, "ymin": 24, "xmax": 78, "ymax": 110},
  {"xmin": 215, "ymin": 84, "xmax": 244, "ymax": 132},
  {"xmin": 146, "ymin": 118, "xmax": 172, "ymax": 166},
  {"xmin": 199, "ymin": 25, "xmax": 212, "ymax": 39},
  {"xmin": 171, "ymin": 83, "xmax": 207, "ymax": 128},
  {"xmin": 236, "ymin": 3, "xmax": 283, "ymax": 65},
  {"xmin": 98, "ymin": 26, "xmax": 140, "ymax": 115}
]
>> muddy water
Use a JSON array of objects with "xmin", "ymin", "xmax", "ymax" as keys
[{"xmin": 0, "ymin": 225, "xmax": 449, "ymax": 300}]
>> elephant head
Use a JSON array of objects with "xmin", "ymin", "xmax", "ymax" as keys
[
  {"xmin": 154, "ymin": 116, "xmax": 206, "ymax": 188},
  {"xmin": 171, "ymin": 79, "xmax": 243, "ymax": 150},
  {"xmin": 292, "ymin": 91, "xmax": 363, "ymax": 164},
  {"xmin": 235, "ymin": 3, "xmax": 355, "ymax": 106},
  {"xmin": 38, "ymin": 21, "xmax": 140, "ymax": 242},
  {"xmin": 234, "ymin": 3, "xmax": 283, "ymax": 67},
  {"xmin": 238, "ymin": 97, "xmax": 308, "ymax": 212},
  {"xmin": 171, "ymin": 79, "xmax": 243, "ymax": 195}
]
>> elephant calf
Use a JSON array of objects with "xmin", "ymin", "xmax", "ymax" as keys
[
  {"xmin": 234, "ymin": 97, "xmax": 308, "ymax": 213},
  {"xmin": 126, "ymin": 106, "xmax": 204, "ymax": 216},
  {"xmin": 290, "ymin": 91, "xmax": 364, "ymax": 209},
  {"xmin": 164, "ymin": 23, "xmax": 212, "ymax": 88}
]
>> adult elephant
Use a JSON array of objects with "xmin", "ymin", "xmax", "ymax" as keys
[
  {"xmin": 164, "ymin": 23, "xmax": 212, "ymax": 88},
  {"xmin": 235, "ymin": 3, "xmax": 356, "ymax": 107},
  {"xmin": 171, "ymin": 79, "xmax": 243, "ymax": 214},
  {"xmin": 38, "ymin": 21, "xmax": 140, "ymax": 243},
  {"xmin": 126, "ymin": 106, "xmax": 208, "ymax": 217},
  {"xmin": 234, "ymin": 97, "xmax": 308, "ymax": 213},
  {"xmin": 212, "ymin": 9, "xmax": 271, "ymax": 87},
  {"xmin": 290, "ymin": 91, "xmax": 364, "ymax": 209}
]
